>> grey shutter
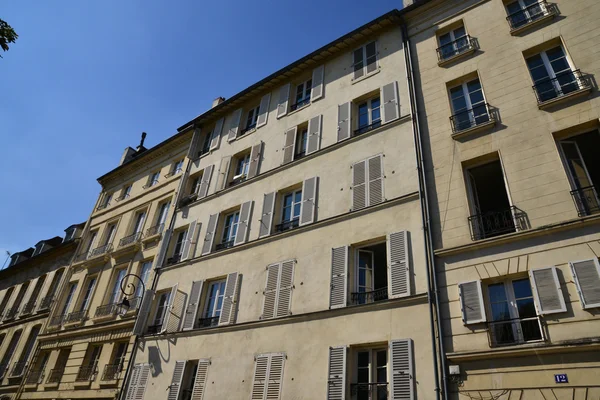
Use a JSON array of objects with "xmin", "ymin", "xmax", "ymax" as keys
[
  {"xmin": 133, "ymin": 290, "xmax": 154, "ymax": 335},
  {"xmin": 258, "ymin": 192, "xmax": 276, "ymax": 238},
  {"xmin": 183, "ymin": 280, "xmax": 204, "ymax": 331},
  {"xmin": 390, "ymin": 339, "xmax": 414, "ymax": 400},
  {"xmin": 529, "ymin": 267, "xmax": 566, "ymax": 315},
  {"xmin": 164, "ymin": 284, "xmax": 185, "ymax": 333},
  {"xmin": 276, "ymin": 260, "xmax": 295, "ymax": 318},
  {"xmin": 181, "ymin": 220, "xmax": 198, "ymax": 261},
  {"xmin": 337, "ymin": 102, "xmax": 351, "ymax": 142},
  {"xmin": 201, "ymin": 213, "xmax": 219, "ymax": 256},
  {"xmin": 191, "ymin": 359, "xmax": 210, "ymax": 400},
  {"xmin": 135, "ymin": 364, "xmax": 150, "ymax": 400},
  {"xmin": 154, "ymin": 229, "xmax": 172, "ymax": 269},
  {"xmin": 219, "ymin": 272, "xmax": 239, "ymax": 325},
  {"xmin": 458, "ymin": 280, "xmax": 486, "ymax": 324},
  {"xmin": 311, "ymin": 65, "xmax": 324, "ymax": 102},
  {"xmin": 352, "ymin": 160, "xmax": 367, "ymax": 211},
  {"xmin": 368, "ymin": 155, "xmax": 384, "ymax": 206},
  {"xmin": 327, "ymin": 346, "xmax": 347, "ymax": 400},
  {"xmin": 256, "ymin": 93, "xmax": 271, "ymax": 128},
  {"xmin": 306, "ymin": 115, "xmax": 322, "ymax": 155},
  {"xmin": 210, "ymin": 118, "xmax": 224, "ymax": 150},
  {"xmin": 266, "ymin": 353, "xmax": 285, "ymax": 399},
  {"xmin": 330, "ymin": 246, "xmax": 348, "ymax": 309},
  {"xmin": 216, "ymin": 156, "xmax": 232, "ymax": 191},
  {"xmin": 262, "ymin": 263, "xmax": 279, "ymax": 320},
  {"xmin": 167, "ymin": 360, "xmax": 186, "ymax": 400},
  {"xmin": 198, "ymin": 165, "xmax": 214, "ymax": 199},
  {"xmin": 299, "ymin": 177, "xmax": 318, "ymax": 226},
  {"xmin": 387, "ymin": 231, "xmax": 410, "ymax": 299},
  {"xmin": 381, "ymin": 81, "xmax": 400, "ymax": 123},
  {"xmin": 125, "ymin": 364, "xmax": 141, "ymax": 400},
  {"xmin": 352, "ymin": 46, "xmax": 365, "ymax": 80},
  {"xmin": 247, "ymin": 142, "xmax": 263, "ymax": 179},
  {"xmin": 227, "ymin": 109, "xmax": 242, "ymax": 142},
  {"xmin": 282, "ymin": 127, "xmax": 297, "ymax": 165},
  {"xmin": 570, "ymin": 259, "xmax": 600, "ymax": 309},
  {"xmin": 251, "ymin": 355, "xmax": 269, "ymax": 399},
  {"xmin": 188, "ymin": 127, "xmax": 202, "ymax": 159},
  {"xmin": 365, "ymin": 41, "xmax": 378, "ymax": 74},
  {"xmin": 276, "ymin": 84, "xmax": 290, "ymax": 118},
  {"xmin": 234, "ymin": 201, "xmax": 253, "ymax": 246}
]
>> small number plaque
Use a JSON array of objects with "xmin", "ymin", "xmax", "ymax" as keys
[{"xmin": 554, "ymin": 374, "xmax": 568, "ymax": 383}]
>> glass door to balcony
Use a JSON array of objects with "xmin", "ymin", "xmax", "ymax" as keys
[
  {"xmin": 450, "ymin": 79, "xmax": 489, "ymax": 131},
  {"xmin": 560, "ymin": 138, "xmax": 600, "ymax": 216},
  {"xmin": 526, "ymin": 46, "xmax": 578, "ymax": 102},
  {"xmin": 506, "ymin": 0, "xmax": 546, "ymax": 29},
  {"xmin": 354, "ymin": 349, "xmax": 387, "ymax": 400}
]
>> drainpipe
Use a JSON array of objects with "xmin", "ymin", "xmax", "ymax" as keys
[{"xmin": 401, "ymin": 20, "xmax": 448, "ymax": 400}]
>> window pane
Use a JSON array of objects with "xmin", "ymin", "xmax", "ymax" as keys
[
  {"xmin": 376, "ymin": 350, "xmax": 387, "ymax": 367},
  {"xmin": 488, "ymin": 283, "xmax": 508, "ymax": 303},
  {"xmin": 512, "ymin": 279, "xmax": 533, "ymax": 299},
  {"xmin": 439, "ymin": 32, "xmax": 452, "ymax": 46},
  {"xmin": 365, "ymin": 42, "xmax": 376, "ymax": 58},
  {"xmin": 454, "ymin": 26, "xmax": 466, "ymax": 38},
  {"xmin": 516, "ymin": 298, "xmax": 537, "ymax": 318},
  {"xmin": 358, "ymin": 103, "xmax": 369, "ymax": 128},
  {"xmin": 353, "ymin": 49, "xmax": 364, "ymax": 72},
  {"xmin": 357, "ymin": 352, "xmax": 369, "ymax": 367}
]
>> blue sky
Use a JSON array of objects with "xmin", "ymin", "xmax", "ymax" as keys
[{"xmin": 0, "ymin": 0, "xmax": 401, "ymax": 263}]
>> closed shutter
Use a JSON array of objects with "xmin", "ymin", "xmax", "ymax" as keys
[
  {"xmin": 234, "ymin": 201, "xmax": 254, "ymax": 246},
  {"xmin": 458, "ymin": 280, "xmax": 486, "ymax": 324},
  {"xmin": 299, "ymin": 177, "xmax": 318, "ymax": 226},
  {"xmin": 181, "ymin": 220, "xmax": 198, "ymax": 261},
  {"xmin": 248, "ymin": 142, "xmax": 263, "ymax": 179},
  {"xmin": 262, "ymin": 263, "xmax": 280, "ymax": 320},
  {"xmin": 133, "ymin": 290, "xmax": 155, "ymax": 335},
  {"xmin": 216, "ymin": 156, "xmax": 232, "ymax": 191},
  {"xmin": 276, "ymin": 84, "xmax": 290, "ymax": 118},
  {"xmin": 570, "ymin": 259, "xmax": 600, "ymax": 309},
  {"xmin": 352, "ymin": 160, "xmax": 367, "ymax": 211},
  {"xmin": 198, "ymin": 165, "xmax": 214, "ymax": 199},
  {"xmin": 282, "ymin": 127, "xmax": 297, "ymax": 165},
  {"xmin": 227, "ymin": 109, "xmax": 243, "ymax": 142},
  {"xmin": 390, "ymin": 339, "xmax": 414, "ymax": 400},
  {"xmin": 306, "ymin": 115, "xmax": 322, "ymax": 155},
  {"xmin": 167, "ymin": 360, "xmax": 186, "ymax": 400},
  {"xmin": 124, "ymin": 363, "xmax": 141, "ymax": 400},
  {"xmin": 188, "ymin": 127, "xmax": 202, "ymax": 159},
  {"xmin": 337, "ymin": 102, "xmax": 351, "ymax": 142},
  {"xmin": 135, "ymin": 364, "xmax": 150, "ymax": 400},
  {"xmin": 182, "ymin": 280, "xmax": 204, "ymax": 331},
  {"xmin": 251, "ymin": 355, "xmax": 269, "ymax": 399},
  {"xmin": 330, "ymin": 246, "xmax": 348, "ymax": 309},
  {"xmin": 529, "ymin": 266, "xmax": 566, "ymax": 314},
  {"xmin": 365, "ymin": 42, "xmax": 377, "ymax": 74},
  {"xmin": 201, "ymin": 213, "xmax": 219, "ymax": 256},
  {"xmin": 368, "ymin": 155, "xmax": 384, "ymax": 206},
  {"xmin": 387, "ymin": 231, "xmax": 410, "ymax": 299},
  {"xmin": 191, "ymin": 359, "xmax": 210, "ymax": 400},
  {"xmin": 266, "ymin": 354, "xmax": 285, "ymax": 400},
  {"xmin": 352, "ymin": 46, "xmax": 365, "ymax": 80},
  {"xmin": 154, "ymin": 229, "xmax": 171, "ymax": 269},
  {"xmin": 258, "ymin": 192, "xmax": 276, "ymax": 238},
  {"xmin": 210, "ymin": 118, "xmax": 225, "ymax": 150},
  {"xmin": 276, "ymin": 260, "xmax": 295, "ymax": 318},
  {"xmin": 327, "ymin": 346, "xmax": 346, "ymax": 400},
  {"xmin": 311, "ymin": 65, "xmax": 325, "ymax": 101},
  {"xmin": 256, "ymin": 93, "xmax": 271, "ymax": 128},
  {"xmin": 381, "ymin": 81, "xmax": 400, "ymax": 123},
  {"xmin": 163, "ymin": 284, "xmax": 184, "ymax": 333},
  {"xmin": 219, "ymin": 272, "xmax": 240, "ymax": 325}
]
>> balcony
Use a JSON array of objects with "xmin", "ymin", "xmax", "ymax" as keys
[
  {"xmin": 350, "ymin": 287, "xmax": 388, "ymax": 306},
  {"xmin": 64, "ymin": 310, "xmax": 87, "ymax": 325},
  {"xmin": 147, "ymin": 324, "xmax": 162, "ymax": 335},
  {"xmin": 145, "ymin": 224, "xmax": 164, "ymax": 239},
  {"xmin": 10, "ymin": 361, "xmax": 27, "ymax": 378},
  {"xmin": 101, "ymin": 364, "xmax": 122, "ymax": 381},
  {"xmin": 533, "ymin": 70, "xmax": 592, "ymax": 109},
  {"xmin": 275, "ymin": 218, "xmax": 299, "ymax": 233},
  {"xmin": 240, "ymin": 123, "xmax": 257, "ymax": 136},
  {"xmin": 48, "ymin": 314, "xmax": 64, "ymax": 327},
  {"xmin": 198, "ymin": 316, "xmax": 219, "ymax": 329},
  {"xmin": 571, "ymin": 185, "xmax": 600, "ymax": 217},
  {"xmin": 46, "ymin": 368, "xmax": 65, "ymax": 384},
  {"xmin": 215, "ymin": 240, "xmax": 235, "ymax": 252},
  {"xmin": 3, "ymin": 307, "xmax": 19, "ymax": 320},
  {"xmin": 39, "ymin": 296, "xmax": 54, "ymax": 311},
  {"xmin": 113, "ymin": 233, "xmax": 142, "ymax": 258},
  {"xmin": 450, "ymin": 103, "xmax": 495, "ymax": 139},
  {"xmin": 290, "ymin": 97, "xmax": 310, "ymax": 112},
  {"xmin": 178, "ymin": 193, "xmax": 198, "ymax": 208},
  {"xmin": 21, "ymin": 301, "xmax": 36, "ymax": 315},
  {"xmin": 436, "ymin": 35, "xmax": 478, "ymax": 66},
  {"xmin": 166, "ymin": 254, "xmax": 181, "ymax": 266},
  {"xmin": 468, "ymin": 206, "xmax": 528, "ymax": 241},
  {"xmin": 354, "ymin": 120, "xmax": 381, "ymax": 137},
  {"xmin": 25, "ymin": 369, "xmax": 44, "ymax": 385},
  {"xmin": 487, "ymin": 316, "xmax": 545, "ymax": 347},
  {"xmin": 119, "ymin": 232, "xmax": 142, "ymax": 248},
  {"xmin": 75, "ymin": 364, "xmax": 97, "ymax": 382},
  {"xmin": 95, "ymin": 303, "xmax": 119, "ymax": 318},
  {"xmin": 506, "ymin": 0, "xmax": 557, "ymax": 35},
  {"xmin": 350, "ymin": 383, "xmax": 389, "ymax": 400},
  {"xmin": 86, "ymin": 243, "xmax": 113, "ymax": 266}
]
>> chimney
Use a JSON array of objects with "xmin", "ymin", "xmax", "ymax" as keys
[
  {"xmin": 402, "ymin": 0, "xmax": 415, "ymax": 8},
  {"xmin": 119, "ymin": 147, "xmax": 137, "ymax": 166},
  {"xmin": 212, "ymin": 97, "xmax": 226, "ymax": 108}
]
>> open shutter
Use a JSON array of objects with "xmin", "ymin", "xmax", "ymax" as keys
[
  {"xmin": 368, "ymin": 155, "xmax": 384, "ymax": 206},
  {"xmin": 570, "ymin": 259, "xmax": 600, "ymax": 309},
  {"xmin": 191, "ymin": 359, "xmax": 210, "ymax": 400},
  {"xmin": 181, "ymin": 220, "xmax": 198, "ymax": 261},
  {"xmin": 198, "ymin": 165, "xmax": 214, "ymax": 199},
  {"xmin": 390, "ymin": 339, "xmax": 414, "ymax": 400},
  {"xmin": 387, "ymin": 231, "xmax": 410, "ymax": 299},
  {"xmin": 161, "ymin": 284, "xmax": 178, "ymax": 333},
  {"xmin": 306, "ymin": 115, "xmax": 322, "ymax": 155},
  {"xmin": 262, "ymin": 263, "xmax": 279, "ymax": 320},
  {"xmin": 258, "ymin": 192, "xmax": 276, "ymax": 238},
  {"xmin": 183, "ymin": 280, "xmax": 204, "ymax": 331},
  {"xmin": 219, "ymin": 272, "xmax": 239, "ymax": 325},
  {"xmin": 234, "ymin": 201, "xmax": 253, "ymax": 246},
  {"xmin": 352, "ymin": 160, "xmax": 367, "ymax": 211},
  {"xmin": 216, "ymin": 156, "xmax": 232, "ymax": 191},
  {"xmin": 227, "ymin": 109, "xmax": 242, "ymax": 142},
  {"xmin": 276, "ymin": 84, "xmax": 290, "ymax": 118},
  {"xmin": 266, "ymin": 354, "xmax": 285, "ymax": 400},
  {"xmin": 256, "ymin": 93, "xmax": 271, "ymax": 128},
  {"xmin": 251, "ymin": 355, "xmax": 269, "ymax": 399},
  {"xmin": 201, "ymin": 213, "xmax": 219, "ymax": 256},
  {"xmin": 330, "ymin": 246, "xmax": 348, "ymax": 309},
  {"xmin": 210, "ymin": 118, "xmax": 225, "ymax": 151},
  {"xmin": 133, "ymin": 290, "xmax": 154, "ymax": 335},
  {"xmin": 381, "ymin": 81, "xmax": 400, "ymax": 123},
  {"xmin": 188, "ymin": 127, "xmax": 202, "ymax": 159},
  {"xmin": 154, "ymin": 229, "xmax": 171, "ymax": 269},
  {"xmin": 352, "ymin": 46, "xmax": 365, "ymax": 80},
  {"xmin": 133, "ymin": 364, "xmax": 150, "ymax": 400},
  {"xmin": 247, "ymin": 142, "xmax": 263, "ymax": 179},
  {"xmin": 168, "ymin": 285, "xmax": 186, "ymax": 333},
  {"xmin": 327, "ymin": 346, "xmax": 346, "ymax": 400},
  {"xmin": 311, "ymin": 65, "xmax": 325, "ymax": 102},
  {"xmin": 167, "ymin": 361, "xmax": 186, "ymax": 400},
  {"xmin": 458, "ymin": 280, "xmax": 486, "ymax": 324},
  {"xmin": 299, "ymin": 177, "xmax": 318, "ymax": 226},
  {"xmin": 282, "ymin": 127, "xmax": 297, "ymax": 165},
  {"xmin": 529, "ymin": 266, "xmax": 566, "ymax": 314},
  {"xmin": 276, "ymin": 260, "xmax": 295, "ymax": 318},
  {"xmin": 337, "ymin": 102, "xmax": 351, "ymax": 142},
  {"xmin": 124, "ymin": 364, "xmax": 141, "ymax": 400}
]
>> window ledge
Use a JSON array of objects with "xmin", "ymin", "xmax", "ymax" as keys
[
  {"xmin": 99, "ymin": 379, "xmax": 119, "ymax": 387},
  {"xmin": 287, "ymin": 102, "xmax": 311, "ymax": 117},
  {"xmin": 537, "ymin": 87, "xmax": 593, "ymax": 110},
  {"xmin": 437, "ymin": 47, "xmax": 477, "ymax": 67},
  {"xmin": 509, "ymin": 12, "xmax": 557, "ymax": 36},
  {"xmin": 111, "ymin": 242, "xmax": 141, "ymax": 259},
  {"xmin": 72, "ymin": 380, "xmax": 93, "ymax": 388},
  {"xmin": 351, "ymin": 67, "xmax": 381, "ymax": 85},
  {"xmin": 141, "ymin": 232, "xmax": 162, "ymax": 244},
  {"xmin": 451, "ymin": 119, "xmax": 496, "ymax": 140},
  {"xmin": 43, "ymin": 382, "xmax": 59, "ymax": 390}
]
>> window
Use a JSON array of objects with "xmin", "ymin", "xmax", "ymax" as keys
[
  {"xmin": 109, "ymin": 269, "xmax": 127, "ymax": 305},
  {"xmin": 11, "ymin": 281, "xmax": 30, "ymax": 315},
  {"xmin": 353, "ymin": 348, "xmax": 388, "ymax": 400},
  {"xmin": 449, "ymin": 78, "xmax": 490, "ymax": 132},
  {"xmin": 296, "ymin": 127, "xmax": 308, "ymax": 158},
  {"xmin": 199, "ymin": 280, "xmax": 226, "ymax": 328},
  {"xmin": 220, "ymin": 211, "xmax": 240, "ymax": 249},
  {"xmin": 59, "ymin": 282, "xmax": 78, "ymax": 317},
  {"xmin": 146, "ymin": 171, "xmax": 160, "ymax": 188},
  {"xmin": 167, "ymin": 360, "xmax": 210, "ymax": 400},
  {"xmin": 78, "ymin": 277, "xmax": 97, "ymax": 312},
  {"xmin": 277, "ymin": 190, "xmax": 301, "ymax": 232},
  {"xmin": 76, "ymin": 345, "xmax": 102, "ymax": 381},
  {"xmin": 356, "ymin": 96, "xmax": 381, "ymax": 135},
  {"xmin": 250, "ymin": 354, "xmax": 285, "ymax": 400},
  {"xmin": 199, "ymin": 129, "xmax": 213, "ymax": 157},
  {"xmin": 190, "ymin": 174, "xmax": 202, "ymax": 195},
  {"xmin": 437, "ymin": 25, "xmax": 473, "ymax": 61},
  {"xmin": 0, "ymin": 287, "xmax": 14, "ymax": 318},
  {"xmin": 32, "ymin": 242, "xmax": 46, "ymax": 256},
  {"xmin": 149, "ymin": 291, "xmax": 171, "ymax": 333},
  {"xmin": 41, "ymin": 269, "xmax": 64, "ymax": 310},
  {"xmin": 506, "ymin": 0, "xmax": 554, "ymax": 30},
  {"xmin": 27, "ymin": 350, "xmax": 50, "ymax": 385},
  {"xmin": 135, "ymin": 261, "xmax": 153, "ymax": 300},
  {"xmin": 103, "ymin": 342, "xmax": 128, "ymax": 381},
  {"xmin": 170, "ymin": 230, "xmax": 188, "ymax": 261},
  {"xmin": 172, "ymin": 159, "xmax": 184, "ymax": 175},
  {"xmin": 132, "ymin": 211, "xmax": 146, "ymax": 234},
  {"xmin": 84, "ymin": 230, "xmax": 98, "ymax": 254},
  {"xmin": 291, "ymin": 79, "xmax": 312, "ymax": 111},
  {"xmin": 117, "ymin": 184, "xmax": 132, "ymax": 201},
  {"xmin": 64, "ymin": 227, "xmax": 76, "ymax": 242},
  {"xmin": 353, "ymin": 41, "xmax": 378, "ymax": 80},
  {"xmin": 47, "ymin": 348, "xmax": 70, "ymax": 384},
  {"xmin": 243, "ymin": 105, "xmax": 260, "ymax": 134},
  {"xmin": 352, "ymin": 243, "xmax": 388, "ymax": 305},
  {"xmin": 262, "ymin": 260, "xmax": 295, "ymax": 319},
  {"xmin": 23, "ymin": 275, "xmax": 46, "ymax": 314},
  {"xmin": 11, "ymin": 325, "xmax": 40, "ymax": 377},
  {"xmin": 98, "ymin": 193, "xmax": 112, "ymax": 210},
  {"xmin": 102, "ymin": 224, "xmax": 117, "ymax": 248},
  {"xmin": 154, "ymin": 201, "xmax": 171, "ymax": 231},
  {"xmin": 231, "ymin": 153, "xmax": 251, "ymax": 186},
  {"xmin": 0, "ymin": 330, "xmax": 22, "ymax": 379}
]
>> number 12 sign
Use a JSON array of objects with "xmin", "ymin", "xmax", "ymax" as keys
[{"xmin": 554, "ymin": 374, "xmax": 568, "ymax": 383}]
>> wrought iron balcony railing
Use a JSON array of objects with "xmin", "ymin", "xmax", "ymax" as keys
[
  {"xmin": 49, "ymin": 314, "xmax": 64, "ymax": 327},
  {"xmin": 89, "ymin": 243, "xmax": 113, "ymax": 258},
  {"xmin": 215, "ymin": 240, "xmax": 235, "ymax": 251},
  {"xmin": 275, "ymin": 218, "xmax": 300, "ymax": 233},
  {"xmin": 147, "ymin": 324, "xmax": 162, "ymax": 334},
  {"xmin": 25, "ymin": 368, "xmax": 44, "ymax": 385},
  {"xmin": 21, "ymin": 301, "xmax": 36, "ymax": 315},
  {"xmin": 0, "ymin": 363, "xmax": 9, "ymax": 380},
  {"xmin": 146, "ymin": 223, "xmax": 164, "ymax": 238},
  {"xmin": 39, "ymin": 296, "xmax": 54, "ymax": 311},
  {"xmin": 101, "ymin": 363, "xmax": 122, "ymax": 381},
  {"xmin": 95, "ymin": 303, "xmax": 118, "ymax": 318},
  {"xmin": 468, "ymin": 206, "xmax": 528, "ymax": 241},
  {"xmin": 532, "ymin": 69, "xmax": 591, "ymax": 104},
  {"xmin": 290, "ymin": 97, "xmax": 311, "ymax": 111},
  {"xmin": 436, "ymin": 35, "xmax": 477, "ymax": 62},
  {"xmin": 198, "ymin": 316, "xmax": 219, "ymax": 329},
  {"xmin": 46, "ymin": 367, "xmax": 65, "ymax": 384},
  {"xmin": 350, "ymin": 382, "xmax": 389, "ymax": 399},
  {"xmin": 506, "ymin": 0, "xmax": 555, "ymax": 30},
  {"xmin": 350, "ymin": 287, "xmax": 389, "ymax": 305},
  {"xmin": 571, "ymin": 185, "xmax": 600, "ymax": 217},
  {"xmin": 10, "ymin": 361, "xmax": 27, "ymax": 377},
  {"xmin": 354, "ymin": 120, "xmax": 382, "ymax": 136},
  {"xmin": 487, "ymin": 315, "xmax": 544, "ymax": 347},
  {"xmin": 75, "ymin": 364, "xmax": 97, "ymax": 382},
  {"xmin": 114, "ymin": 193, "xmax": 130, "ymax": 202},
  {"xmin": 119, "ymin": 232, "xmax": 142, "ymax": 248},
  {"xmin": 450, "ymin": 103, "xmax": 493, "ymax": 133},
  {"xmin": 3, "ymin": 307, "xmax": 19, "ymax": 320},
  {"xmin": 64, "ymin": 310, "xmax": 87, "ymax": 324},
  {"xmin": 240, "ymin": 123, "xmax": 257, "ymax": 135},
  {"xmin": 166, "ymin": 254, "xmax": 181, "ymax": 266}
]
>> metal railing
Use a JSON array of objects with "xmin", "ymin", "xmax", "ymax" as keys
[
  {"xmin": 468, "ymin": 206, "xmax": 528, "ymax": 241},
  {"xmin": 198, "ymin": 316, "xmax": 219, "ymax": 329},
  {"xmin": 450, "ymin": 103, "xmax": 493, "ymax": 133},
  {"xmin": 290, "ymin": 97, "xmax": 311, "ymax": 111},
  {"xmin": 506, "ymin": 0, "xmax": 554, "ymax": 30},
  {"xmin": 166, "ymin": 254, "xmax": 181, "ymax": 266},
  {"xmin": 532, "ymin": 69, "xmax": 590, "ymax": 104},
  {"xmin": 571, "ymin": 185, "xmax": 600, "ymax": 217},
  {"xmin": 75, "ymin": 364, "xmax": 97, "ymax": 382},
  {"xmin": 64, "ymin": 310, "xmax": 87, "ymax": 324},
  {"xmin": 228, "ymin": 175, "xmax": 247, "ymax": 187},
  {"xmin": 89, "ymin": 243, "xmax": 113, "ymax": 258},
  {"xmin": 147, "ymin": 324, "xmax": 162, "ymax": 334},
  {"xmin": 240, "ymin": 123, "xmax": 257, "ymax": 135},
  {"xmin": 146, "ymin": 223, "xmax": 164, "ymax": 237},
  {"xmin": 49, "ymin": 314, "xmax": 64, "ymax": 327},
  {"xmin": 46, "ymin": 368, "xmax": 64, "ymax": 384},
  {"xmin": 39, "ymin": 296, "xmax": 54, "ymax": 310},
  {"xmin": 101, "ymin": 363, "xmax": 122, "ymax": 381},
  {"xmin": 10, "ymin": 361, "xmax": 27, "ymax": 377},
  {"xmin": 3, "ymin": 307, "xmax": 19, "ymax": 320},
  {"xmin": 197, "ymin": 146, "xmax": 210, "ymax": 159},
  {"xmin": 354, "ymin": 120, "xmax": 382, "ymax": 136},
  {"xmin": 275, "ymin": 218, "xmax": 300, "ymax": 233},
  {"xmin": 21, "ymin": 301, "xmax": 36, "ymax": 315},
  {"xmin": 25, "ymin": 368, "xmax": 44, "ymax": 385},
  {"xmin": 115, "ymin": 193, "xmax": 130, "ymax": 202},
  {"xmin": 350, "ymin": 383, "xmax": 389, "ymax": 399},
  {"xmin": 487, "ymin": 315, "xmax": 544, "ymax": 347},
  {"xmin": 119, "ymin": 232, "xmax": 142, "ymax": 248},
  {"xmin": 215, "ymin": 240, "xmax": 235, "ymax": 251},
  {"xmin": 437, "ymin": 35, "xmax": 477, "ymax": 61},
  {"xmin": 350, "ymin": 287, "xmax": 389, "ymax": 305},
  {"xmin": 95, "ymin": 303, "xmax": 118, "ymax": 318}
]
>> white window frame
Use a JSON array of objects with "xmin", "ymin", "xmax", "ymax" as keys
[
  {"xmin": 356, "ymin": 96, "xmax": 382, "ymax": 130},
  {"xmin": 294, "ymin": 79, "xmax": 312, "ymax": 105},
  {"xmin": 353, "ymin": 41, "xmax": 378, "ymax": 79},
  {"xmin": 122, "ymin": 184, "xmax": 132, "ymax": 199},
  {"xmin": 109, "ymin": 269, "xmax": 127, "ymax": 305},
  {"xmin": 103, "ymin": 223, "xmax": 117, "ymax": 246},
  {"xmin": 221, "ymin": 211, "xmax": 240, "ymax": 244},
  {"xmin": 233, "ymin": 154, "xmax": 251, "ymax": 180},
  {"xmin": 148, "ymin": 171, "xmax": 160, "ymax": 187},
  {"xmin": 280, "ymin": 189, "xmax": 302, "ymax": 224},
  {"xmin": 202, "ymin": 280, "xmax": 227, "ymax": 319},
  {"xmin": 60, "ymin": 282, "xmax": 78, "ymax": 316},
  {"xmin": 132, "ymin": 211, "xmax": 146, "ymax": 235},
  {"xmin": 78, "ymin": 276, "xmax": 97, "ymax": 312},
  {"xmin": 172, "ymin": 159, "xmax": 184, "ymax": 175},
  {"xmin": 526, "ymin": 45, "xmax": 578, "ymax": 96},
  {"xmin": 353, "ymin": 347, "xmax": 388, "ymax": 387},
  {"xmin": 295, "ymin": 127, "xmax": 308, "ymax": 157},
  {"xmin": 449, "ymin": 78, "xmax": 487, "ymax": 120},
  {"xmin": 355, "ymin": 249, "xmax": 375, "ymax": 296},
  {"xmin": 151, "ymin": 291, "xmax": 171, "ymax": 328},
  {"xmin": 173, "ymin": 230, "xmax": 188, "ymax": 257},
  {"xmin": 245, "ymin": 105, "xmax": 260, "ymax": 130}
]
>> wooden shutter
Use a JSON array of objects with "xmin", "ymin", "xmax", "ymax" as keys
[
  {"xmin": 327, "ymin": 346, "xmax": 346, "ymax": 400},
  {"xmin": 299, "ymin": 177, "xmax": 318, "ymax": 226},
  {"xmin": 256, "ymin": 93, "xmax": 271, "ymax": 128},
  {"xmin": 352, "ymin": 46, "xmax": 365, "ymax": 80},
  {"xmin": 167, "ymin": 360, "xmax": 186, "ymax": 400},
  {"xmin": 276, "ymin": 260, "xmax": 295, "ymax": 318},
  {"xmin": 227, "ymin": 109, "xmax": 242, "ymax": 142},
  {"xmin": 570, "ymin": 259, "xmax": 600, "ymax": 309},
  {"xmin": 210, "ymin": 118, "xmax": 225, "ymax": 150},
  {"xmin": 248, "ymin": 142, "xmax": 263, "ymax": 179},
  {"xmin": 188, "ymin": 127, "xmax": 202, "ymax": 159},
  {"xmin": 163, "ymin": 284, "xmax": 184, "ymax": 333},
  {"xmin": 266, "ymin": 354, "xmax": 285, "ymax": 399},
  {"xmin": 262, "ymin": 263, "xmax": 279, "ymax": 320},
  {"xmin": 337, "ymin": 102, "xmax": 351, "ymax": 142},
  {"xmin": 251, "ymin": 355, "xmax": 269, "ymax": 399},
  {"xmin": 201, "ymin": 213, "xmax": 219, "ymax": 256},
  {"xmin": 135, "ymin": 364, "xmax": 150, "ymax": 400},
  {"xmin": 387, "ymin": 231, "xmax": 410, "ymax": 299},
  {"xmin": 352, "ymin": 160, "xmax": 367, "ymax": 211},
  {"xmin": 529, "ymin": 266, "xmax": 566, "ymax": 314},
  {"xmin": 234, "ymin": 201, "xmax": 253, "ymax": 246},
  {"xmin": 330, "ymin": 246, "xmax": 348, "ymax": 309},
  {"xmin": 390, "ymin": 339, "xmax": 414, "ymax": 400},
  {"xmin": 381, "ymin": 81, "xmax": 400, "ymax": 123},
  {"xmin": 154, "ymin": 229, "xmax": 172, "ymax": 269},
  {"xmin": 276, "ymin": 84, "xmax": 290, "ymax": 118},
  {"xmin": 181, "ymin": 220, "xmax": 198, "ymax": 261},
  {"xmin": 365, "ymin": 41, "xmax": 377, "ymax": 74},
  {"xmin": 368, "ymin": 155, "xmax": 384, "ymax": 206},
  {"xmin": 258, "ymin": 192, "xmax": 276, "ymax": 238},
  {"xmin": 216, "ymin": 156, "xmax": 232, "ymax": 191},
  {"xmin": 133, "ymin": 290, "xmax": 154, "ymax": 335},
  {"xmin": 219, "ymin": 272, "xmax": 239, "ymax": 325},
  {"xmin": 458, "ymin": 280, "xmax": 486, "ymax": 324},
  {"xmin": 198, "ymin": 165, "xmax": 214, "ymax": 199},
  {"xmin": 183, "ymin": 280, "xmax": 204, "ymax": 331},
  {"xmin": 124, "ymin": 364, "xmax": 141, "ymax": 400},
  {"xmin": 191, "ymin": 359, "xmax": 210, "ymax": 400},
  {"xmin": 306, "ymin": 115, "xmax": 322, "ymax": 155},
  {"xmin": 311, "ymin": 65, "xmax": 324, "ymax": 102},
  {"xmin": 282, "ymin": 127, "xmax": 297, "ymax": 165}
]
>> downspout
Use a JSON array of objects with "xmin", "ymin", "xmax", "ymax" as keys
[{"xmin": 401, "ymin": 20, "xmax": 448, "ymax": 400}]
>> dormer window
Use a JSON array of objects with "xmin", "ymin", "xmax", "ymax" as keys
[{"xmin": 64, "ymin": 228, "xmax": 76, "ymax": 243}]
